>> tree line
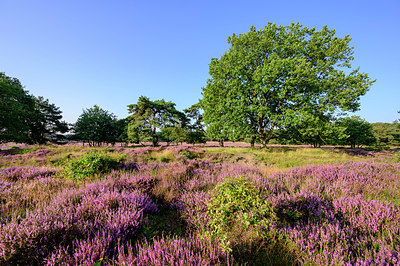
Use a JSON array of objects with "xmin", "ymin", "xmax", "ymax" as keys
[
  {"xmin": 0, "ymin": 73, "xmax": 68, "ymax": 144},
  {"xmin": 1, "ymin": 23, "xmax": 399, "ymax": 148},
  {"xmin": 1, "ymin": 70, "xmax": 398, "ymax": 148}
]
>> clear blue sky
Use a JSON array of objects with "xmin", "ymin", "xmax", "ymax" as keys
[{"xmin": 1, "ymin": 0, "xmax": 399, "ymax": 123}]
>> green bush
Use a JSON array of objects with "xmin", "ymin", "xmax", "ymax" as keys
[
  {"xmin": 50, "ymin": 153, "xmax": 73, "ymax": 166},
  {"xmin": 180, "ymin": 150, "xmax": 197, "ymax": 160},
  {"xmin": 159, "ymin": 156, "xmax": 170, "ymax": 163},
  {"xmin": 392, "ymin": 152, "xmax": 400, "ymax": 163},
  {"xmin": 206, "ymin": 177, "xmax": 276, "ymax": 249},
  {"xmin": 64, "ymin": 151, "xmax": 122, "ymax": 180}
]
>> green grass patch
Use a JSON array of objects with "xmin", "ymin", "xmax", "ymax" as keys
[
  {"xmin": 204, "ymin": 147, "xmax": 368, "ymax": 169},
  {"xmin": 5, "ymin": 146, "xmax": 46, "ymax": 155}
]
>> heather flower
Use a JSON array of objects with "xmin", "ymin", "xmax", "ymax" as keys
[
  {"xmin": 117, "ymin": 235, "xmax": 234, "ymax": 265},
  {"xmin": 0, "ymin": 177, "xmax": 157, "ymax": 264},
  {"xmin": 0, "ymin": 166, "xmax": 58, "ymax": 181}
]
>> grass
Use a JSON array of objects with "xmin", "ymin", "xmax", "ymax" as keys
[
  {"xmin": 0, "ymin": 144, "xmax": 386, "ymax": 170},
  {"xmin": 204, "ymin": 147, "xmax": 372, "ymax": 169}
]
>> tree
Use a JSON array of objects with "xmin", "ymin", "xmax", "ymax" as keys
[
  {"xmin": 182, "ymin": 101, "xmax": 207, "ymax": 146},
  {"xmin": 277, "ymin": 112, "xmax": 346, "ymax": 147},
  {"xmin": 0, "ymin": 73, "xmax": 68, "ymax": 144},
  {"xmin": 128, "ymin": 96, "xmax": 185, "ymax": 147},
  {"xmin": 186, "ymin": 130, "xmax": 207, "ymax": 146},
  {"xmin": 160, "ymin": 126, "xmax": 187, "ymax": 145},
  {"xmin": 28, "ymin": 96, "xmax": 69, "ymax": 144},
  {"xmin": 0, "ymin": 72, "xmax": 34, "ymax": 143},
  {"xmin": 340, "ymin": 116, "xmax": 376, "ymax": 148},
  {"xmin": 202, "ymin": 23, "xmax": 374, "ymax": 147},
  {"xmin": 371, "ymin": 122, "xmax": 400, "ymax": 147},
  {"xmin": 184, "ymin": 101, "xmax": 204, "ymax": 132},
  {"xmin": 115, "ymin": 118, "xmax": 130, "ymax": 146},
  {"xmin": 74, "ymin": 105, "xmax": 118, "ymax": 146}
]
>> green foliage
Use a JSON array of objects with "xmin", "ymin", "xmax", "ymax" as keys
[
  {"xmin": 0, "ymin": 73, "xmax": 35, "ymax": 143},
  {"xmin": 180, "ymin": 150, "xmax": 197, "ymax": 160},
  {"xmin": 340, "ymin": 116, "xmax": 376, "ymax": 148},
  {"xmin": 206, "ymin": 177, "xmax": 276, "ymax": 249},
  {"xmin": 392, "ymin": 152, "xmax": 400, "ymax": 163},
  {"xmin": 73, "ymin": 105, "xmax": 119, "ymax": 146},
  {"xmin": 183, "ymin": 101, "xmax": 204, "ymax": 132},
  {"xmin": 186, "ymin": 130, "xmax": 207, "ymax": 146},
  {"xmin": 1, "ymin": 73, "xmax": 68, "ymax": 144},
  {"xmin": 277, "ymin": 113, "xmax": 347, "ymax": 147},
  {"xmin": 28, "ymin": 96, "xmax": 69, "ymax": 144},
  {"xmin": 202, "ymin": 23, "xmax": 374, "ymax": 147},
  {"xmin": 64, "ymin": 151, "xmax": 122, "ymax": 180},
  {"xmin": 160, "ymin": 126, "xmax": 187, "ymax": 145},
  {"xmin": 128, "ymin": 96, "xmax": 186, "ymax": 147},
  {"xmin": 114, "ymin": 118, "xmax": 130, "ymax": 144},
  {"xmin": 371, "ymin": 122, "xmax": 400, "ymax": 147}
]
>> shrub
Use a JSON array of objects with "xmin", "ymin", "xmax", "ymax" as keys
[
  {"xmin": 64, "ymin": 151, "xmax": 122, "ymax": 180},
  {"xmin": 206, "ymin": 177, "xmax": 276, "ymax": 249},
  {"xmin": 180, "ymin": 150, "xmax": 197, "ymax": 160}
]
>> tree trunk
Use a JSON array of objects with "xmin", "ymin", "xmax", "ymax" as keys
[
  {"xmin": 250, "ymin": 135, "xmax": 255, "ymax": 148},
  {"xmin": 219, "ymin": 139, "xmax": 224, "ymax": 147}
]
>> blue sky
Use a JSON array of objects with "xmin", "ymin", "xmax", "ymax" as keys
[{"xmin": 1, "ymin": 0, "xmax": 399, "ymax": 123}]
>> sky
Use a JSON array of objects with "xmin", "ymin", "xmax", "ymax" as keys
[{"xmin": 1, "ymin": 0, "xmax": 399, "ymax": 124}]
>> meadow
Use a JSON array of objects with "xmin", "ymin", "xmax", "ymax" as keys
[{"xmin": 0, "ymin": 143, "xmax": 399, "ymax": 265}]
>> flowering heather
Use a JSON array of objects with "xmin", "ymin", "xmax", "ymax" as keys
[
  {"xmin": 0, "ymin": 176, "xmax": 74, "ymax": 224},
  {"xmin": 171, "ymin": 161, "xmax": 400, "ymax": 264},
  {"xmin": 177, "ymin": 191, "xmax": 212, "ymax": 230},
  {"xmin": 117, "ymin": 235, "xmax": 234, "ymax": 265},
  {"xmin": 0, "ymin": 166, "xmax": 58, "ymax": 181},
  {"xmin": 0, "ymin": 145, "xmax": 399, "ymax": 265},
  {"xmin": 0, "ymin": 176, "xmax": 157, "ymax": 265},
  {"xmin": 46, "ymin": 232, "xmax": 114, "ymax": 265},
  {"xmin": 0, "ymin": 148, "xmax": 53, "ymax": 167},
  {"xmin": 258, "ymin": 162, "xmax": 400, "ymax": 203}
]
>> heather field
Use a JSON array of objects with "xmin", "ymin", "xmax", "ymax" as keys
[{"xmin": 0, "ymin": 144, "xmax": 399, "ymax": 265}]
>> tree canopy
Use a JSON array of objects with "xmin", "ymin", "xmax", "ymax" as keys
[
  {"xmin": 127, "ymin": 96, "xmax": 186, "ymax": 146},
  {"xmin": 28, "ymin": 96, "xmax": 69, "ymax": 144},
  {"xmin": 276, "ymin": 112, "xmax": 346, "ymax": 147},
  {"xmin": 340, "ymin": 116, "xmax": 376, "ymax": 148},
  {"xmin": 202, "ymin": 23, "xmax": 374, "ymax": 147},
  {"xmin": 73, "ymin": 105, "xmax": 119, "ymax": 146},
  {"xmin": 371, "ymin": 122, "xmax": 400, "ymax": 147},
  {"xmin": 0, "ymin": 73, "xmax": 34, "ymax": 143},
  {"xmin": 1, "ymin": 73, "xmax": 68, "ymax": 144}
]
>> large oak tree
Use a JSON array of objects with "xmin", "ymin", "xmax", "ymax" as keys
[{"xmin": 202, "ymin": 23, "xmax": 374, "ymax": 147}]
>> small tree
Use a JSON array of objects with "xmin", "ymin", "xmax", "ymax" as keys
[
  {"xmin": 28, "ymin": 96, "xmax": 69, "ymax": 144},
  {"xmin": 160, "ymin": 126, "xmax": 187, "ymax": 145},
  {"xmin": 127, "ymin": 96, "xmax": 185, "ymax": 147},
  {"xmin": 371, "ymin": 122, "xmax": 400, "ymax": 147},
  {"xmin": 340, "ymin": 116, "xmax": 375, "ymax": 148},
  {"xmin": 186, "ymin": 130, "xmax": 207, "ymax": 146},
  {"xmin": 115, "ymin": 118, "xmax": 130, "ymax": 146},
  {"xmin": 74, "ymin": 105, "xmax": 118, "ymax": 146},
  {"xmin": 184, "ymin": 101, "xmax": 204, "ymax": 132}
]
